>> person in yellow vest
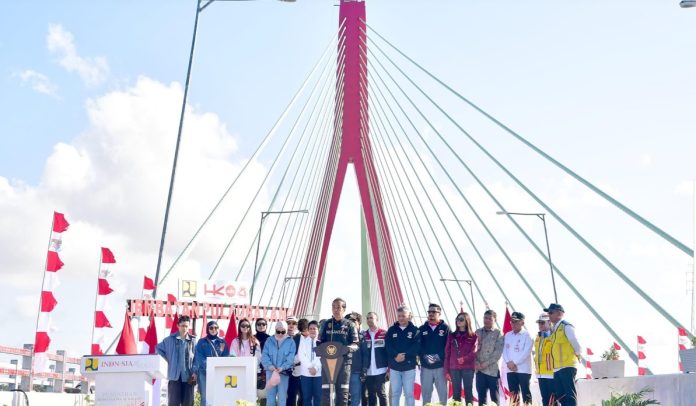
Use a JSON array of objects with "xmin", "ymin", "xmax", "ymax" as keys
[
  {"xmin": 533, "ymin": 312, "xmax": 554, "ymax": 406},
  {"xmin": 545, "ymin": 304, "xmax": 581, "ymax": 406}
]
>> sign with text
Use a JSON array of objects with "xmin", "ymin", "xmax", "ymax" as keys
[
  {"xmin": 180, "ymin": 279, "xmax": 249, "ymax": 304},
  {"xmin": 127, "ymin": 299, "xmax": 288, "ymax": 322}
]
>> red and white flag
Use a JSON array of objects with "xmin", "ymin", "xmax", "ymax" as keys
[
  {"xmin": 91, "ymin": 247, "xmax": 116, "ymax": 355},
  {"xmin": 34, "ymin": 211, "xmax": 69, "ymax": 372},
  {"xmin": 498, "ymin": 306, "xmax": 513, "ymax": 401},
  {"xmin": 613, "ymin": 342, "xmax": 622, "ymax": 351},
  {"xmin": 142, "ymin": 312, "xmax": 158, "ymax": 354},
  {"xmin": 136, "ymin": 276, "xmax": 157, "ymax": 351},
  {"xmin": 637, "ymin": 336, "xmax": 648, "ymax": 376},
  {"xmin": 116, "ymin": 309, "xmax": 137, "ymax": 355},
  {"xmin": 678, "ymin": 327, "xmax": 690, "ymax": 371},
  {"xmin": 585, "ymin": 348, "xmax": 594, "ymax": 379}
]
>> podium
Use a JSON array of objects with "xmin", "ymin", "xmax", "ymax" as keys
[
  {"xmin": 206, "ymin": 357, "xmax": 257, "ymax": 406},
  {"xmin": 80, "ymin": 354, "xmax": 166, "ymax": 406}
]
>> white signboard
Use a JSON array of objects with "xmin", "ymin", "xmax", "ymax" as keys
[
  {"xmin": 180, "ymin": 280, "xmax": 250, "ymax": 304},
  {"xmin": 207, "ymin": 357, "xmax": 257, "ymax": 405}
]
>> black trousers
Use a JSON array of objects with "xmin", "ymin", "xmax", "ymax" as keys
[
  {"xmin": 553, "ymin": 367, "xmax": 577, "ymax": 406},
  {"xmin": 167, "ymin": 379, "xmax": 194, "ymax": 406},
  {"xmin": 451, "ymin": 368, "xmax": 475, "ymax": 405},
  {"xmin": 322, "ymin": 362, "xmax": 351, "ymax": 406},
  {"xmin": 506, "ymin": 372, "xmax": 532, "ymax": 405},
  {"xmin": 475, "ymin": 371, "xmax": 499, "ymax": 406},
  {"xmin": 538, "ymin": 377, "xmax": 555, "ymax": 406},
  {"xmin": 365, "ymin": 373, "xmax": 388, "ymax": 406},
  {"xmin": 287, "ymin": 374, "xmax": 302, "ymax": 406}
]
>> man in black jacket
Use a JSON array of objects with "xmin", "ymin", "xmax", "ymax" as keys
[
  {"xmin": 347, "ymin": 312, "xmax": 368, "ymax": 406},
  {"xmin": 385, "ymin": 305, "xmax": 420, "ymax": 406},
  {"xmin": 319, "ymin": 298, "xmax": 359, "ymax": 406},
  {"xmin": 361, "ymin": 311, "xmax": 388, "ymax": 406},
  {"xmin": 418, "ymin": 303, "xmax": 450, "ymax": 404}
]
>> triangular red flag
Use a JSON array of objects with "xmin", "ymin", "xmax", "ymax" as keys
[
  {"xmin": 144, "ymin": 312, "xmax": 158, "ymax": 354},
  {"xmin": 40, "ymin": 291, "xmax": 58, "ymax": 312},
  {"xmin": 115, "ymin": 311, "xmax": 137, "ymax": 355},
  {"xmin": 613, "ymin": 342, "xmax": 621, "ymax": 351},
  {"xmin": 143, "ymin": 276, "xmax": 156, "ymax": 290},
  {"xmin": 167, "ymin": 293, "xmax": 177, "ymax": 302},
  {"xmin": 95, "ymin": 311, "xmax": 112, "ymax": 328},
  {"xmin": 139, "ymin": 327, "xmax": 147, "ymax": 342},
  {"xmin": 638, "ymin": 367, "xmax": 647, "ymax": 376},
  {"xmin": 638, "ymin": 336, "xmax": 647, "ymax": 345},
  {"xmin": 34, "ymin": 331, "xmax": 51, "ymax": 353},
  {"xmin": 503, "ymin": 306, "xmax": 513, "ymax": 334},
  {"xmin": 91, "ymin": 344, "xmax": 103, "ymax": 356},
  {"xmin": 52, "ymin": 212, "xmax": 70, "ymax": 233},
  {"xmin": 638, "ymin": 351, "xmax": 646, "ymax": 360},
  {"xmin": 46, "ymin": 251, "xmax": 64, "ymax": 272},
  {"xmin": 225, "ymin": 312, "xmax": 238, "ymax": 348},
  {"xmin": 98, "ymin": 278, "xmax": 114, "ymax": 295},
  {"xmin": 101, "ymin": 247, "xmax": 116, "ymax": 264},
  {"xmin": 587, "ymin": 348, "xmax": 594, "ymax": 356},
  {"xmin": 170, "ymin": 313, "xmax": 179, "ymax": 334}
]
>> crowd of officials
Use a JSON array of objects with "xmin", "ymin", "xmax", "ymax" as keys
[{"xmin": 157, "ymin": 298, "xmax": 581, "ymax": 406}]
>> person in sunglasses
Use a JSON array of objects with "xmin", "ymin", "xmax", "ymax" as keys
[
  {"xmin": 192, "ymin": 320, "xmax": 229, "ymax": 406},
  {"xmin": 418, "ymin": 303, "xmax": 450, "ymax": 404},
  {"xmin": 261, "ymin": 321, "xmax": 297, "ymax": 406},
  {"xmin": 445, "ymin": 311, "xmax": 477, "ymax": 405}
]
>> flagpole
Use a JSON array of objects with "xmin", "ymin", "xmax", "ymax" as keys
[
  {"xmin": 30, "ymin": 212, "xmax": 56, "ymax": 391},
  {"xmin": 691, "ymin": 180, "xmax": 695, "ymax": 334},
  {"xmin": 90, "ymin": 250, "xmax": 103, "ymax": 355}
]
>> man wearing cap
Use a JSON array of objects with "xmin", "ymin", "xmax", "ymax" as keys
[
  {"xmin": 319, "ymin": 298, "xmax": 360, "ymax": 406},
  {"xmin": 534, "ymin": 312, "xmax": 554, "ymax": 406},
  {"xmin": 475, "ymin": 309, "xmax": 504, "ymax": 406},
  {"xmin": 417, "ymin": 303, "xmax": 450, "ymax": 404},
  {"xmin": 502, "ymin": 312, "xmax": 533, "ymax": 405},
  {"xmin": 545, "ymin": 304, "xmax": 581, "ymax": 406}
]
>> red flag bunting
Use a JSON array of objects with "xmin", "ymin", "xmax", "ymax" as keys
[
  {"xmin": 143, "ymin": 276, "xmax": 156, "ymax": 290},
  {"xmin": 144, "ymin": 312, "xmax": 158, "ymax": 354},
  {"xmin": 638, "ymin": 367, "xmax": 647, "ymax": 376},
  {"xmin": 638, "ymin": 335, "xmax": 647, "ymax": 345},
  {"xmin": 101, "ymin": 247, "xmax": 116, "ymax": 264},
  {"xmin": 139, "ymin": 327, "xmax": 147, "ymax": 342},
  {"xmin": 587, "ymin": 348, "xmax": 594, "ymax": 356},
  {"xmin": 34, "ymin": 332, "xmax": 51, "ymax": 353},
  {"xmin": 95, "ymin": 311, "xmax": 112, "ymax": 328},
  {"xmin": 40, "ymin": 291, "xmax": 58, "ymax": 312},
  {"xmin": 46, "ymin": 250, "xmax": 64, "ymax": 272},
  {"xmin": 115, "ymin": 311, "xmax": 137, "ymax": 355},
  {"xmin": 613, "ymin": 342, "xmax": 621, "ymax": 351},
  {"xmin": 98, "ymin": 278, "xmax": 114, "ymax": 295},
  {"xmin": 638, "ymin": 351, "xmax": 646, "ymax": 360},
  {"xmin": 91, "ymin": 343, "xmax": 103, "ymax": 356},
  {"xmin": 52, "ymin": 212, "xmax": 69, "ymax": 233},
  {"xmin": 167, "ymin": 293, "xmax": 177, "ymax": 303},
  {"xmin": 503, "ymin": 306, "xmax": 513, "ymax": 334}
]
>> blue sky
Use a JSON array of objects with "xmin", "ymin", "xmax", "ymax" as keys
[{"xmin": 1, "ymin": 0, "xmax": 696, "ymax": 376}]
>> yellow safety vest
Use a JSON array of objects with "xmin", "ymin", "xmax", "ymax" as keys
[
  {"xmin": 534, "ymin": 334, "xmax": 553, "ymax": 376},
  {"xmin": 550, "ymin": 322, "xmax": 578, "ymax": 369}
]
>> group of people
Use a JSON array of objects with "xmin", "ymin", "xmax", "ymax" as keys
[{"xmin": 156, "ymin": 298, "xmax": 581, "ymax": 406}]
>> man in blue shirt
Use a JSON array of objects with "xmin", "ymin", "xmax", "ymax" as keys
[{"xmin": 157, "ymin": 315, "xmax": 197, "ymax": 406}]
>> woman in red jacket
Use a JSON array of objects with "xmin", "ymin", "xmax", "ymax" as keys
[{"xmin": 445, "ymin": 312, "xmax": 478, "ymax": 405}]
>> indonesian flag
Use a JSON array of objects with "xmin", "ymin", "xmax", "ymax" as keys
[
  {"xmin": 413, "ymin": 365, "xmax": 422, "ymax": 400},
  {"xmin": 613, "ymin": 342, "xmax": 622, "ymax": 351},
  {"xmin": 170, "ymin": 313, "xmax": 180, "ymax": 334},
  {"xmin": 143, "ymin": 276, "xmax": 156, "ymax": 298},
  {"xmin": 34, "ymin": 211, "xmax": 68, "ymax": 372},
  {"xmin": 165, "ymin": 294, "xmax": 177, "ymax": 329},
  {"xmin": 91, "ymin": 247, "xmax": 116, "ymax": 355},
  {"xmin": 637, "ymin": 336, "xmax": 648, "ymax": 376},
  {"xmin": 678, "ymin": 328, "xmax": 690, "ymax": 371}
]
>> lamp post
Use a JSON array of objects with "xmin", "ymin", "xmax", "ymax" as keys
[
  {"xmin": 152, "ymin": 0, "xmax": 299, "ymax": 298},
  {"xmin": 497, "ymin": 211, "xmax": 558, "ymax": 303},
  {"xmin": 680, "ymin": 0, "xmax": 696, "ymax": 8},
  {"xmin": 249, "ymin": 209, "xmax": 309, "ymax": 305},
  {"xmin": 440, "ymin": 278, "xmax": 477, "ymax": 327},
  {"xmin": 280, "ymin": 276, "xmax": 312, "ymax": 310}
]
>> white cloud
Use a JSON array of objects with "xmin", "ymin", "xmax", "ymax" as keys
[
  {"xmin": 15, "ymin": 69, "xmax": 59, "ymax": 98},
  {"xmin": 0, "ymin": 76, "xmax": 266, "ymax": 356},
  {"xmin": 47, "ymin": 24, "xmax": 109, "ymax": 87}
]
